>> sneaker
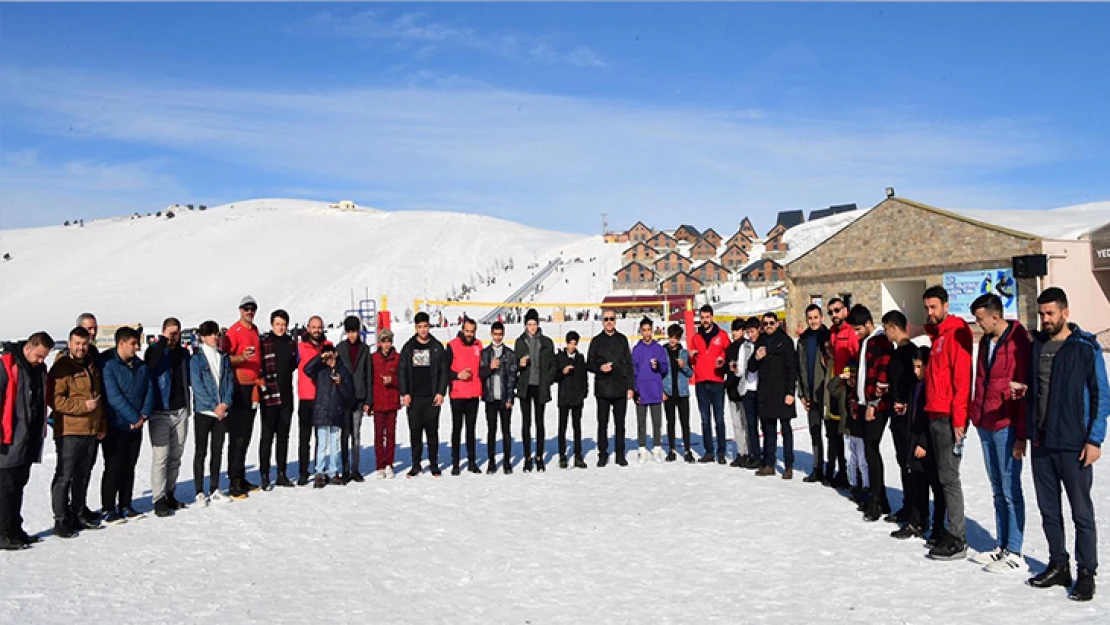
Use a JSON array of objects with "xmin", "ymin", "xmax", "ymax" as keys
[
  {"xmin": 209, "ymin": 491, "xmax": 230, "ymax": 504},
  {"xmin": 0, "ymin": 535, "xmax": 29, "ymax": 551},
  {"xmin": 385, "ymin": 467, "xmax": 396, "ymax": 479},
  {"xmin": 666, "ymin": 451, "xmax": 677, "ymax": 463},
  {"xmin": 79, "ymin": 508, "xmax": 102, "ymax": 526},
  {"xmin": 890, "ymin": 525, "xmax": 924, "ymax": 540},
  {"xmin": 15, "ymin": 529, "xmax": 40, "ymax": 545},
  {"xmin": 1028, "ymin": 561, "xmax": 1074, "ymax": 589},
  {"xmin": 683, "ymin": 451, "xmax": 695, "ymax": 463},
  {"xmin": 261, "ymin": 478, "xmax": 274, "ymax": 492},
  {"xmin": 755, "ymin": 465, "xmax": 776, "ymax": 477},
  {"xmin": 639, "ymin": 449, "xmax": 650, "ymax": 465},
  {"xmin": 574, "ymin": 457, "xmax": 588, "ymax": 469},
  {"xmin": 329, "ymin": 475, "xmax": 345, "ymax": 486},
  {"xmin": 102, "ymin": 510, "xmax": 127, "ymax": 526},
  {"xmin": 194, "ymin": 493, "xmax": 209, "ymax": 508},
  {"xmin": 524, "ymin": 458, "xmax": 534, "ymax": 473},
  {"xmin": 743, "ymin": 457, "xmax": 762, "ymax": 470},
  {"xmin": 229, "ymin": 488, "xmax": 249, "ymax": 500},
  {"xmin": 927, "ymin": 536, "xmax": 968, "ymax": 561},
  {"xmin": 314, "ymin": 474, "xmax": 328, "ymax": 488},
  {"xmin": 54, "ymin": 521, "xmax": 79, "ymax": 539},
  {"xmin": 1070, "ymin": 568, "xmax": 1096, "ymax": 601},
  {"xmin": 925, "ymin": 529, "xmax": 950, "ymax": 550},
  {"xmin": 653, "ymin": 448, "xmax": 665, "ymax": 463},
  {"xmin": 120, "ymin": 506, "xmax": 146, "ymax": 521},
  {"xmin": 984, "ymin": 551, "xmax": 1027, "ymax": 574},
  {"xmin": 971, "ymin": 547, "xmax": 1006, "ymax": 566},
  {"xmin": 698, "ymin": 453, "xmax": 715, "ymax": 464},
  {"xmin": 430, "ymin": 466, "xmax": 442, "ymax": 477}
]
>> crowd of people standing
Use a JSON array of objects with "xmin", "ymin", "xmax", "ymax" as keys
[{"xmin": 0, "ymin": 287, "xmax": 1106, "ymax": 602}]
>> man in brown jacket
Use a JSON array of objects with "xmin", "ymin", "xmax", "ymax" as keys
[{"xmin": 48, "ymin": 327, "xmax": 107, "ymax": 537}]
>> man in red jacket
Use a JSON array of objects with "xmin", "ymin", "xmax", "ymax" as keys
[
  {"xmin": 689, "ymin": 305, "xmax": 731, "ymax": 464},
  {"xmin": 446, "ymin": 318, "xmax": 483, "ymax": 475},
  {"xmin": 371, "ymin": 330, "xmax": 400, "ymax": 478},
  {"xmin": 826, "ymin": 297, "xmax": 858, "ymax": 486},
  {"xmin": 922, "ymin": 285, "xmax": 974, "ymax": 561},
  {"xmin": 222, "ymin": 296, "xmax": 262, "ymax": 499},
  {"xmin": 970, "ymin": 293, "xmax": 1031, "ymax": 573},
  {"xmin": 296, "ymin": 316, "xmax": 331, "ymax": 485}
]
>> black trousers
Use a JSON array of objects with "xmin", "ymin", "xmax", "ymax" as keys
[
  {"xmin": 904, "ymin": 470, "xmax": 931, "ymax": 529},
  {"xmin": 101, "ymin": 428, "xmax": 143, "ymax": 511},
  {"xmin": 408, "ymin": 396, "xmax": 441, "ymax": 468},
  {"xmin": 558, "ymin": 406, "xmax": 584, "ymax": 459},
  {"xmin": 485, "ymin": 401, "xmax": 512, "ymax": 466},
  {"xmin": 519, "ymin": 385, "xmax": 547, "ymax": 460},
  {"xmin": 663, "ymin": 395, "xmax": 692, "ymax": 454},
  {"xmin": 194, "ymin": 413, "xmax": 228, "ymax": 495},
  {"xmin": 807, "ymin": 406, "xmax": 825, "ymax": 476},
  {"xmin": 450, "ymin": 398, "xmax": 480, "ymax": 467},
  {"xmin": 826, "ymin": 419, "xmax": 846, "ymax": 477},
  {"xmin": 297, "ymin": 399, "xmax": 316, "ymax": 479},
  {"xmin": 596, "ymin": 396, "xmax": 628, "ymax": 460},
  {"xmin": 890, "ymin": 416, "xmax": 912, "ymax": 509},
  {"xmin": 51, "ymin": 436, "xmax": 97, "ymax": 523},
  {"xmin": 226, "ymin": 384, "xmax": 256, "ymax": 486},
  {"xmin": 862, "ymin": 408, "xmax": 890, "ymax": 512},
  {"xmin": 260, "ymin": 402, "xmax": 293, "ymax": 479},
  {"xmin": 0, "ymin": 463, "xmax": 32, "ymax": 538}
]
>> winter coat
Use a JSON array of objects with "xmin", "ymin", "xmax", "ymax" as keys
[
  {"xmin": 1027, "ymin": 323, "xmax": 1110, "ymax": 451},
  {"xmin": 398, "ymin": 335, "xmax": 450, "ymax": 398},
  {"xmin": 554, "ymin": 349, "xmax": 588, "ymax": 408},
  {"xmin": 906, "ymin": 381, "xmax": 931, "ymax": 473},
  {"xmin": 260, "ymin": 332, "xmax": 298, "ymax": 407},
  {"xmin": 371, "ymin": 349, "xmax": 401, "ymax": 412},
  {"xmin": 689, "ymin": 325, "xmax": 730, "ymax": 384},
  {"xmin": 446, "ymin": 334, "xmax": 484, "ymax": 400},
  {"xmin": 829, "ymin": 321, "xmax": 860, "ymax": 376},
  {"xmin": 297, "ymin": 338, "xmax": 331, "ymax": 401},
  {"xmin": 797, "ymin": 326, "xmax": 830, "ymax": 404},
  {"xmin": 887, "ymin": 341, "xmax": 920, "ymax": 437},
  {"xmin": 662, "ymin": 345, "xmax": 694, "ymax": 399},
  {"xmin": 970, "ymin": 320, "xmax": 1031, "ymax": 437},
  {"xmin": 632, "ymin": 340, "xmax": 669, "ymax": 405},
  {"xmin": 101, "ymin": 351, "xmax": 155, "ymax": 432},
  {"xmin": 514, "ymin": 330, "xmax": 556, "ymax": 403},
  {"xmin": 48, "ymin": 353, "xmax": 107, "ymax": 438},
  {"xmin": 336, "ymin": 339, "xmax": 374, "ymax": 405},
  {"xmin": 851, "ymin": 331, "xmax": 893, "ymax": 415},
  {"xmin": 189, "ymin": 347, "xmax": 235, "ymax": 414},
  {"xmin": 748, "ymin": 328, "xmax": 798, "ymax": 421},
  {"xmin": 923, "ymin": 314, "xmax": 974, "ymax": 428},
  {"xmin": 725, "ymin": 340, "xmax": 755, "ymax": 402},
  {"xmin": 0, "ymin": 346, "xmax": 49, "ymax": 469},
  {"xmin": 145, "ymin": 337, "xmax": 191, "ymax": 412},
  {"xmin": 586, "ymin": 330, "xmax": 634, "ymax": 399},
  {"xmin": 479, "ymin": 343, "xmax": 519, "ymax": 406},
  {"xmin": 304, "ymin": 356, "xmax": 355, "ymax": 427}
]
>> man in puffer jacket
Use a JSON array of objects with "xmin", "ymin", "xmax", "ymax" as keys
[
  {"xmin": 969, "ymin": 294, "xmax": 1031, "ymax": 573},
  {"xmin": 100, "ymin": 327, "xmax": 154, "ymax": 524},
  {"xmin": 446, "ymin": 318, "xmax": 483, "ymax": 476},
  {"xmin": 689, "ymin": 305, "xmax": 731, "ymax": 464}
]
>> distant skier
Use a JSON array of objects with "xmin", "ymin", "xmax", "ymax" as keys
[{"xmin": 399, "ymin": 312, "xmax": 449, "ymax": 478}]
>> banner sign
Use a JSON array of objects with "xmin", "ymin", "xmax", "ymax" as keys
[{"xmin": 943, "ymin": 268, "xmax": 1018, "ymax": 320}]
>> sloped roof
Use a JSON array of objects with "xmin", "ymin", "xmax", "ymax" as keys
[
  {"xmin": 613, "ymin": 261, "xmax": 655, "ymax": 275},
  {"xmin": 675, "ymin": 224, "xmax": 701, "ymax": 237},
  {"xmin": 691, "ymin": 236, "xmax": 716, "ymax": 249},
  {"xmin": 701, "ymin": 227, "xmax": 721, "ymax": 240},
  {"xmin": 950, "ymin": 202, "xmax": 1110, "ymax": 240},
  {"xmin": 776, "ymin": 210, "xmax": 806, "ymax": 229},
  {"xmin": 740, "ymin": 257, "xmax": 782, "ymax": 275},
  {"xmin": 627, "ymin": 220, "xmax": 653, "ymax": 232},
  {"xmin": 621, "ymin": 241, "xmax": 657, "ymax": 255},
  {"xmin": 662, "ymin": 271, "xmax": 703, "ymax": 285},
  {"xmin": 693, "ymin": 259, "xmax": 727, "ymax": 273},
  {"xmin": 722, "ymin": 243, "xmax": 750, "ymax": 257}
]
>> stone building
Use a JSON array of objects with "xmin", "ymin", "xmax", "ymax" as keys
[{"xmin": 782, "ymin": 196, "xmax": 1099, "ymax": 334}]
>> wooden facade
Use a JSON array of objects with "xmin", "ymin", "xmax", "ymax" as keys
[
  {"xmin": 741, "ymin": 258, "xmax": 784, "ymax": 284},
  {"xmin": 613, "ymin": 262, "xmax": 657, "ymax": 289},
  {"xmin": 674, "ymin": 224, "xmax": 701, "ymax": 244},
  {"xmin": 653, "ymin": 251, "xmax": 693, "ymax": 276},
  {"xmin": 690, "ymin": 237, "xmax": 717, "ymax": 260},
  {"xmin": 627, "ymin": 221, "xmax": 653, "ymax": 243},
  {"xmin": 661, "ymin": 271, "xmax": 704, "ymax": 295},
  {"xmin": 693, "ymin": 260, "xmax": 729, "ymax": 286}
]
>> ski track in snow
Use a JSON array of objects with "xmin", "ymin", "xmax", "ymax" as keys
[{"xmin": 1, "ymin": 400, "xmax": 1107, "ymax": 625}]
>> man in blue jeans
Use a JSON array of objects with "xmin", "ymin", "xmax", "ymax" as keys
[
  {"xmin": 1024, "ymin": 288, "xmax": 1109, "ymax": 602},
  {"xmin": 689, "ymin": 305, "xmax": 730, "ymax": 464},
  {"xmin": 969, "ymin": 293, "xmax": 1032, "ymax": 573}
]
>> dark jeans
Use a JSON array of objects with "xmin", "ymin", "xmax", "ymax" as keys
[
  {"xmin": 227, "ymin": 384, "xmax": 256, "ymax": 486},
  {"xmin": 808, "ymin": 406, "xmax": 825, "ymax": 474},
  {"xmin": 826, "ymin": 418, "xmax": 847, "ymax": 477},
  {"xmin": 760, "ymin": 418, "xmax": 795, "ymax": 468},
  {"xmin": 51, "ymin": 435, "xmax": 97, "ymax": 523},
  {"xmin": 863, "ymin": 408, "xmax": 890, "ymax": 511},
  {"xmin": 1033, "ymin": 447, "xmax": 1098, "ymax": 571},
  {"xmin": 408, "ymin": 395, "xmax": 441, "ymax": 468},
  {"xmin": 742, "ymin": 391, "xmax": 760, "ymax": 459},
  {"xmin": 297, "ymin": 399, "xmax": 316, "ymax": 479},
  {"xmin": 890, "ymin": 415, "xmax": 912, "ymax": 502},
  {"xmin": 519, "ymin": 385, "xmax": 547, "ymax": 460},
  {"xmin": 450, "ymin": 398, "xmax": 480, "ymax": 467},
  {"xmin": 596, "ymin": 396, "xmax": 628, "ymax": 460},
  {"xmin": 695, "ymin": 382, "xmax": 726, "ymax": 456},
  {"xmin": 664, "ymin": 395, "xmax": 692, "ymax": 454},
  {"xmin": 484, "ymin": 401, "xmax": 512, "ymax": 466},
  {"xmin": 341, "ymin": 408, "xmax": 365, "ymax": 475},
  {"xmin": 259, "ymin": 402, "xmax": 293, "ymax": 479},
  {"xmin": 0, "ymin": 463, "xmax": 32, "ymax": 538},
  {"xmin": 558, "ymin": 406, "xmax": 583, "ymax": 459},
  {"xmin": 194, "ymin": 413, "xmax": 228, "ymax": 495},
  {"xmin": 101, "ymin": 428, "xmax": 143, "ymax": 511}
]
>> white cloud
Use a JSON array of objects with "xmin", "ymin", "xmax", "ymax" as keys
[
  {"xmin": 0, "ymin": 66, "xmax": 1075, "ymax": 233},
  {"xmin": 291, "ymin": 10, "xmax": 608, "ymax": 68}
]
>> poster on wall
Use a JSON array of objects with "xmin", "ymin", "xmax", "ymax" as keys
[{"xmin": 943, "ymin": 268, "xmax": 1019, "ymax": 320}]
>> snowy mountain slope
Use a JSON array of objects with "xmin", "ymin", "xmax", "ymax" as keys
[{"xmin": 0, "ymin": 199, "xmax": 590, "ymax": 337}]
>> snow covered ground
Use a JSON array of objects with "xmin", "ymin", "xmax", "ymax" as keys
[{"xmin": 3, "ymin": 394, "xmax": 1107, "ymax": 624}]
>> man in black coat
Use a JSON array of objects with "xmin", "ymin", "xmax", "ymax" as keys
[
  {"xmin": 749, "ymin": 313, "xmax": 799, "ymax": 478},
  {"xmin": 797, "ymin": 304, "xmax": 831, "ymax": 483},
  {"xmin": 398, "ymin": 312, "xmax": 449, "ymax": 478},
  {"xmin": 587, "ymin": 309, "xmax": 634, "ymax": 467}
]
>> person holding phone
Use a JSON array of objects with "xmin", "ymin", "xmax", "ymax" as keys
[
  {"xmin": 221, "ymin": 295, "xmax": 262, "ymax": 498},
  {"xmin": 587, "ymin": 309, "xmax": 634, "ymax": 467}
]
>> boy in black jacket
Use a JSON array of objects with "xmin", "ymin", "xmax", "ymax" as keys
[
  {"xmin": 478, "ymin": 322, "xmax": 517, "ymax": 474},
  {"xmin": 398, "ymin": 312, "xmax": 449, "ymax": 478},
  {"xmin": 555, "ymin": 331, "xmax": 589, "ymax": 469}
]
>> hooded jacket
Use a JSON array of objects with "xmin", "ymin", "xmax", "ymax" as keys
[
  {"xmin": 923, "ymin": 314, "xmax": 974, "ymax": 427},
  {"xmin": 632, "ymin": 339, "xmax": 669, "ymax": 405},
  {"xmin": 145, "ymin": 336, "xmax": 191, "ymax": 412},
  {"xmin": 970, "ymin": 319, "xmax": 1031, "ymax": 436},
  {"xmin": 48, "ymin": 352, "xmax": 107, "ymax": 438},
  {"xmin": 1027, "ymin": 323, "xmax": 1109, "ymax": 451},
  {"xmin": 0, "ymin": 345, "xmax": 49, "ymax": 468}
]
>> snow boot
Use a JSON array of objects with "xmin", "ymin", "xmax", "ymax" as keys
[
  {"xmin": 1028, "ymin": 561, "xmax": 1074, "ymax": 589},
  {"xmin": 1070, "ymin": 569, "xmax": 1096, "ymax": 601},
  {"xmin": 574, "ymin": 456, "xmax": 588, "ymax": 469},
  {"xmin": 684, "ymin": 451, "xmax": 696, "ymax": 463}
]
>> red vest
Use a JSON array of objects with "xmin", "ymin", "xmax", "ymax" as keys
[{"xmin": 448, "ymin": 337, "xmax": 483, "ymax": 399}]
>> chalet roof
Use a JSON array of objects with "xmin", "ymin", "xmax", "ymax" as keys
[
  {"xmin": 693, "ymin": 259, "xmax": 728, "ymax": 273},
  {"xmin": 721, "ymin": 243, "xmax": 750, "ymax": 256},
  {"xmin": 809, "ymin": 203, "xmax": 858, "ymax": 221},
  {"xmin": 621, "ymin": 242, "xmax": 657, "ymax": 255},
  {"xmin": 691, "ymin": 236, "xmax": 716, "ymax": 249},
  {"xmin": 613, "ymin": 261, "xmax": 655, "ymax": 275},
  {"xmin": 776, "ymin": 210, "xmax": 806, "ymax": 229},
  {"xmin": 740, "ymin": 258, "xmax": 782, "ymax": 275},
  {"xmin": 675, "ymin": 224, "xmax": 701, "ymax": 237},
  {"xmin": 627, "ymin": 220, "xmax": 653, "ymax": 232},
  {"xmin": 662, "ymin": 271, "xmax": 703, "ymax": 285}
]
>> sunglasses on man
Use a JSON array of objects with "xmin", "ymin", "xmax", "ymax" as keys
[
  {"xmin": 603, "ymin": 316, "xmax": 616, "ymax": 322},
  {"xmin": 827, "ymin": 307, "xmax": 842, "ymax": 316},
  {"xmin": 241, "ymin": 305, "xmax": 257, "ymax": 313}
]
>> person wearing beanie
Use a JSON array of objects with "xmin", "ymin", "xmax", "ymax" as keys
[
  {"xmin": 399, "ymin": 312, "xmax": 449, "ymax": 478},
  {"xmin": 555, "ymin": 330, "xmax": 589, "ymax": 468},
  {"xmin": 514, "ymin": 309, "xmax": 556, "ymax": 472},
  {"xmin": 336, "ymin": 316, "xmax": 374, "ymax": 483}
]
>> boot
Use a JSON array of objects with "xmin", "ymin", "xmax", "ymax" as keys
[
  {"xmin": 730, "ymin": 455, "xmax": 745, "ymax": 468},
  {"xmin": 698, "ymin": 452, "xmax": 715, "ymax": 464},
  {"xmin": 574, "ymin": 456, "xmax": 588, "ymax": 469},
  {"xmin": 666, "ymin": 450, "xmax": 677, "ymax": 462},
  {"xmin": 1028, "ymin": 561, "xmax": 1074, "ymax": 589},
  {"xmin": 276, "ymin": 472, "xmax": 295, "ymax": 488},
  {"xmin": 683, "ymin": 451, "xmax": 696, "ymax": 463},
  {"xmin": 597, "ymin": 454, "xmax": 609, "ymax": 468},
  {"xmin": 803, "ymin": 468, "xmax": 823, "ymax": 483},
  {"xmin": 716, "ymin": 453, "xmax": 727, "ymax": 465},
  {"xmin": 297, "ymin": 473, "xmax": 310, "ymax": 487},
  {"xmin": 755, "ymin": 465, "xmax": 776, "ymax": 477},
  {"xmin": 536, "ymin": 457, "xmax": 546, "ymax": 472},
  {"xmin": 616, "ymin": 456, "xmax": 628, "ymax": 467},
  {"xmin": 524, "ymin": 458, "xmax": 534, "ymax": 473},
  {"xmin": 782, "ymin": 466, "xmax": 794, "ymax": 480},
  {"xmin": 559, "ymin": 456, "xmax": 569, "ymax": 469},
  {"xmin": 487, "ymin": 460, "xmax": 498, "ymax": 475},
  {"xmin": 1070, "ymin": 569, "xmax": 1096, "ymax": 601},
  {"xmin": 468, "ymin": 463, "xmax": 482, "ymax": 475},
  {"xmin": 450, "ymin": 464, "xmax": 462, "ymax": 477}
]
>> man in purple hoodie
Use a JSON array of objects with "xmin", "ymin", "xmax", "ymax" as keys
[{"xmin": 633, "ymin": 317, "xmax": 669, "ymax": 463}]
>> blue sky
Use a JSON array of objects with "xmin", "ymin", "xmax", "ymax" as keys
[{"xmin": 2, "ymin": 3, "xmax": 1109, "ymax": 233}]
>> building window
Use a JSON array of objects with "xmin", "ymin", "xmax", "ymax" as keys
[{"xmin": 839, "ymin": 292, "xmax": 853, "ymax": 308}]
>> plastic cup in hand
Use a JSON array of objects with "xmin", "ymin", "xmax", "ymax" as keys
[
  {"xmin": 1010, "ymin": 382, "xmax": 1028, "ymax": 400},
  {"xmin": 715, "ymin": 356, "xmax": 724, "ymax": 368}
]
